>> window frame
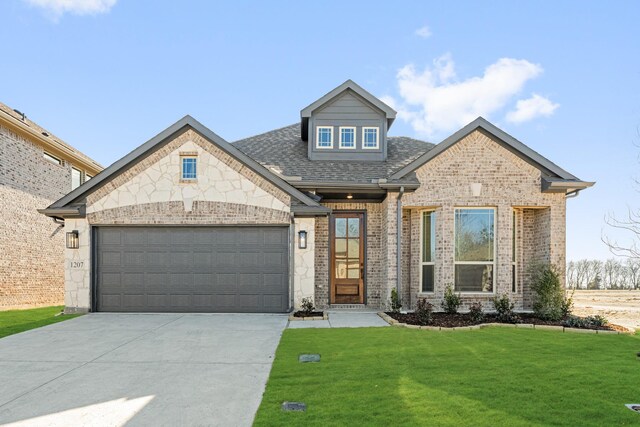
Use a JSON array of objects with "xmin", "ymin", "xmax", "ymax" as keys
[
  {"xmin": 338, "ymin": 126, "xmax": 356, "ymax": 149},
  {"xmin": 43, "ymin": 152, "xmax": 62, "ymax": 166},
  {"xmin": 71, "ymin": 167, "xmax": 82, "ymax": 190},
  {"xmin": 316, "ymin": 126, "xmax": 334, "ymax": 149},
  {"xmin": 362, "ymin": 127, "xmax": 379, "ymax": 149},
  {"xmin": 419, "ymin": 210, "xmax": 437, "ymax": 294},
  {"xmin": 453, "ymin": 207, "xmax": 497, "ymax": 294},
  {"xmin": 180, "ymin": 155, "xmax": 198, "ymax": 181}
]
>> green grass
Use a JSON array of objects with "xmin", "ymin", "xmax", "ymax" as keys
[
  {"xmin": 255, "ymin": 327, "xmax": 640, "ymax": 426},
  {"xmin": 0, "ymin": 306, "xmax": 82, "ymax": 339}
]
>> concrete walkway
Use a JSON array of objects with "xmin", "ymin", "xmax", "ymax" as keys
[
  {"xmin": 0, "ymin": 313, "xmax": 287, "ymax": 426},
  {"xmin": 288, "ymin": 311, "xmax": 389, "ymax": 329}
]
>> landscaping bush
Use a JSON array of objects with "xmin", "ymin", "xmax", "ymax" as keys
[
  {"xmin": 530, "ymin": 264, "xmax": 572, "ymax": 321},
  {"xmin": 563, "ymin": 315, "xmax": 608, "ymax": 329},
  {"xmin": 561, "ymin": 288, "xmax": 574, "ymax": 317},
  {"xmin": 415, "ymin": 299, "xmax": 433, "ymax": 326},
  {"xmin": 389, "ymin": 288, "xmax": 402, "ymax": 313},
  {"xmin": 441, "ymin": 284, "xmax": 462, "ymax": 314},
  {"xmin": 468, "ymin": 302, "xmax": 485, "ymax": 323},
  {"xmin": 493, "ymin": 293, "xmax": 519, "ymax": 323},
  {"xmin": 300, "ymin": 297, "xmax": 315, "ymax": 316}
]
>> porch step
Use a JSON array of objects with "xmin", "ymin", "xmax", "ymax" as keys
[{"xmin": 328, "ymin": 304, "xmax": 378, "ymax": 312}]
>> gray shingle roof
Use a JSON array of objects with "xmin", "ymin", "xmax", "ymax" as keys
[{"xmin": 233, "ymin": 123, "xmax": 434, "ymax": 185}]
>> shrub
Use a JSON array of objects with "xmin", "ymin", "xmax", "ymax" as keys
[
  {"xmin": 300, "ymin": 297, "xmax": 315, "ymax": 315},
  {"xmin": 531, "ymin": 264, "xmax": 571, "ymax": 321},
  {"xmin": 389, "ymin": 288, "xmax": 402, "ymax": 314},
  {"xmin": 561, "ymin": 288, "xmax": 575, "ymax": 317},
  {"xmin": 468, "ymin": 302, "xmax": 485, "ymax": 323},
  {"xmin": 415, "ymin": 299, "xmax": 433, "ymax": 326},
  {"xmin": 493, "ymin": 293, "xmax": 519, "ymax": 323},
  {"xmin": 441, "ymin": 284, "xmax": 462, "ymax": 314},
  {"xmin": 563, "ymin": 315, "xmax": 608, "ymax": 329}
]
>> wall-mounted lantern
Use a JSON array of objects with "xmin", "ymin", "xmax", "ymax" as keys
[
  {"xmin": 66, "ymin": 230, "xmax": 79, "ymax": 249},
  {"xmin": 298, "ymin": 230, "xmax": 308, "ymax": 249}
]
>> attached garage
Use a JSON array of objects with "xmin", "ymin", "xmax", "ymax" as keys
[{"xmin": 93, "ymin": 226, "xmax": 290, "ymax": 313}]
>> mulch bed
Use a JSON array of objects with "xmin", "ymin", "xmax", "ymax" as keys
[
  {"xmin": 293, "ymin": 311, "xmax": 325, "ymax": 318},
  {"xmin": 386, "ymin": 312, "xmax": 626, "ymax": 332}
]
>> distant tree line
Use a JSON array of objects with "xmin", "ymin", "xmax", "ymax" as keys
[{"xmin": 566, "ymin": 259, "xmax": 640, "ymax": 290}]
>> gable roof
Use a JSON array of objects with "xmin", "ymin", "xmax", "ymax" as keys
[
  {"xmin": 390, "ymin": 117, "xmax": 594, "ymax": 192},
  {"xmin": 233, "ymin": 123, "xmax": 434, "ymax": 188},
  {"xmin": 0, "ymin": 101, "xmax": 103, "ymax": 174},
  {"xmin": 41, "ymin": 116, "xmax": 328, "ymax": 217},
  {"xmin": 300, "ymin": 80, "xmax": 397, "ymax": 141}
]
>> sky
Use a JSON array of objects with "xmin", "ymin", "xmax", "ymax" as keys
[{"xmin": 1, "ymin": 0, "xmax": 639, "ymax": 262}]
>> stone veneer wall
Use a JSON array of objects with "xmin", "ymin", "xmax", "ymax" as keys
[
  {"xmin": 293, "ymin": 217, "xmax": 315, "ymax": 309},
  {"xmin": 0, "ymin": 123, "xmax": 75, "ymax": 309},
  {"xmin": 64, "ymin": 128, "xmax": 296, "ymax": 312},
  {"xmin": 402, "ymin": 129, "xmax": 566, "ymax": 311},
  {"xmin": 314, "ymin": 202, "xmax": 384, "ymax": 309}
]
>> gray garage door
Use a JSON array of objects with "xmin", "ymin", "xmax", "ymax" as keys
[{"xmin": 94, "ymin": 226, "xmax": 290, "ymax": 313}]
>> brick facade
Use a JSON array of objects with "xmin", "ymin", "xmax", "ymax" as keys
[{"xmin": 0, "ymin": 123, "xmax": 98, "ymax": 309}]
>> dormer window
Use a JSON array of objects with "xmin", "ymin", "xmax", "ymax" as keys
[
  {"xmin": 363, "ymin": 127, "xmax": 379, "ymax": 149},
  {"xmin": 316, "ymin": 126, "xmax": 333, "ymax": 149},
  {"xmin": 339, "ymin": 127, "xmax": 356, "ymax": 149}
]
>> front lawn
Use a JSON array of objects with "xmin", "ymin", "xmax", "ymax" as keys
[
  {"xmin": 0, "ymin": 306, "xmax": 81, "ymax": 339},
  {"xmin": 255, "ymin": 327, "xmax": 640, "ymax": 426}
]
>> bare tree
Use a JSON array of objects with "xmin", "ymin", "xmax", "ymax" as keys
[
  {"xmin": 627, "ymin": 258, "xmax": 640, "ymax": 289},
  {"xmin": 566, "ymin": 261, "xmax": 577, "ymax": 289}
]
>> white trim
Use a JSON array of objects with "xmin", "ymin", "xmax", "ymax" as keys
[
  {"xmin": 338, "ymin": 126, "xmax": 356, "ymax": 149},
  {"xmin": 316, "ymin": 126, "xmax": 333, "ymax": 149},
  {"xmin": 512, "ymin": 208, "xmax": 519, "ymax": 293},
  {"xmin": 453, "ymin": 207, "xmax": 497, "ymax": 294},
  {"xmin": 362, "ymin": 127, "xmax": 379, "ymax": 149},
  {"xmin": 419, "ymin": 209, "xmax": 436, "ymax": 293}
]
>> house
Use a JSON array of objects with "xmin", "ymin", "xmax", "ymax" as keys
[
  {"xmin": 0, "ymin": 103, "xmax": 102, "ymax": 309},
  {"xmin": 40, "ymin": 81, "xmax": 593, "ymax": 313}
]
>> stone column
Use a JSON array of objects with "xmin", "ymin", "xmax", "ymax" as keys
[{"xmin": 293, "ymin": 217, "xmax": 315, "ymax": 309}]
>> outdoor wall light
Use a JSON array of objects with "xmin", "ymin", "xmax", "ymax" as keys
[
  {"xmin": 298, "ymin": 230, "xmax": 308, "ymax": 249},
  {"xmin": 66, "ymin": 230, "xmax": 79, "ymax": 249}
]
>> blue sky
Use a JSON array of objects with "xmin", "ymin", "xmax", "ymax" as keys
[{"xmin": 2, "ymin": 0, "xmax": 639, "ymax": 261}]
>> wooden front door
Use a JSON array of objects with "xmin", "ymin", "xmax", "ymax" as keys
[{"xmin": 330, "ymin": 213, "xmax": 365, "ymax": 304}]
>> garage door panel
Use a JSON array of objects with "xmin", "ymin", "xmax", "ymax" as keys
[{"xmin": 95, "ymin": 226, "xmax": 289, "ymax": 313}]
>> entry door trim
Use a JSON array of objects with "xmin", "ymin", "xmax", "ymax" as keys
[{"xmin": 330, "ymin": 211, "xmax": 366, "ymax": 304}]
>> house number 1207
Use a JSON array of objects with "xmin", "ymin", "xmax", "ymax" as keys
[{"xmin": 70, "ymin": 261, "xmax": 84, "ymax": 269}]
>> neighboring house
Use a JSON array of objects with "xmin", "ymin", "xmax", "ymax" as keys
[
  {"xmin": 41, "ymin": 81, "xmax": 593, "ymax": 314},
  {"xmin": 0, "ymin": 103, "xmax": 102, "ymax": 309}
]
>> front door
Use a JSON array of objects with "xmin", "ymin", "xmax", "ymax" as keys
[{"xmin": 330, "ymin": 213, "xmax": 365, "ymax": 304}]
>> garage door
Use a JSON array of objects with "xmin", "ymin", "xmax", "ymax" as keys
[{"xmin": 94, "ymin": 226, "xmax": 290, "ymax": 313}]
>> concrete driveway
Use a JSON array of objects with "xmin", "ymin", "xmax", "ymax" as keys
[{"xmin": 0, "ymin": 313, "xmax": 287, "ymax": 426}]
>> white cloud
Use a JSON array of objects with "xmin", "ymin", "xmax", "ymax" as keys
[
  {"xmin": 387, "ymin": 54, "xmax": 553, "ymax": 137},
  {"xmin": 24, "ymin": 0, "xmax": 117, "ymax": 18},
  {"xmin": 506, "ymin": 94, "xmax": 559, "ymax": 124},
  {"xmin": 415, "ymin": 25, "xmax": 432, "ymax": 39}
]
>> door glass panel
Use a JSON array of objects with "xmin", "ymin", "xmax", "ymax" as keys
[
  {"xmin": 335, "ymin": 239, "xmax": 347, "ymax": 258},
  {"xmin": 348, "ymin": 239, "xmax": 359, "ymax": 258},
  {"xmin": 347, "ymin": 218, "xmax": 360, "ymax": 237},
  {"xmin": 347, "ymin": 261, "xmax": 360, "ymax": 279},
  {"xmin": 335, "ymin": 218, "xmax": 347, "ymax": 238},
  {"xmin": 335, "ymin": 259, "xmax": 348, "ymax": 278}
]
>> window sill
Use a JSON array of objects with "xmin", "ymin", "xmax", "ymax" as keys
[{"xmin": 179, "ymin": 179, "xmax": 198, "ymax": 184}]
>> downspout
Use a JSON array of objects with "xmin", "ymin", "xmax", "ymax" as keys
[{"xmin": 396, "ymin": 186, "xmax": 405, "ymax": 303}]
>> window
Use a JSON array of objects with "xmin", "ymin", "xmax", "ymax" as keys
[
  {"xmin": 421, "ymin": 211, "xmax": 436, "ymax": 292},
  {"xmin": 362, "ymin": 127, "xmax": 379, "ymax": 149},
  {"xmin": 316, "ymin": 126, "xmax": 333, "ymax": 148},
  {"xmin": 339, "ymin": 127, "xmax": 356, "ymax": 149},
  {"xmin": 454, "ymin": 208, "xmax": 495, "ymax": 292},
  {"xmin": 71, "ymin": 168, "xmax": 82, "ymax": 190},
  {"xmin": 85, "ymin": 174, "xmax": 93, "ymax": 181},
  {"xmin": 44, "ymin": 152, "xmax": 61, "ymax": 166},
  {"xmin": 512, "ymin": 209, "xmax": 517, "ymax": 293},
  {"xmin": 181, "ymin": 157, "xmax": 197, "ymax": 180}
]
